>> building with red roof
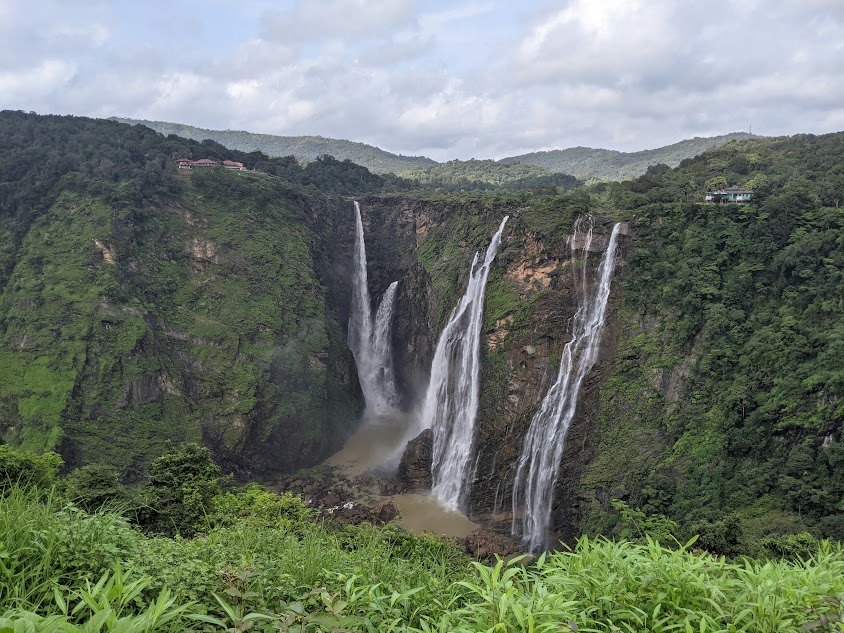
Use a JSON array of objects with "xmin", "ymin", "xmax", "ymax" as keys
[{"xmin": 176, "ymin": 158, "xmax": 246, "ymax": 171}]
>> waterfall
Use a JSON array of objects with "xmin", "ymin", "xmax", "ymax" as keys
[
  {"xmin": 372, "ymin": 281, "xmax": 399, "ymax": 405},
  {"xmin": 417, "ymin": 216, "xmax": 509, "ymax": 511},
  {"xmin": 348, "ymin": 201, "xmax": 399, "ymax": 415},
  {"xmin": 511, "ymin": 217, "xmax": 621, "ymax": 551}
]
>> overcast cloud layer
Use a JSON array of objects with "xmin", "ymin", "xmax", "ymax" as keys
[{"xmin": 1, "ymin": 0, "xmax": 843, "ymax": 161}]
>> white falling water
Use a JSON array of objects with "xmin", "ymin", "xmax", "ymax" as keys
[
  {"xmin": 417, "ymin": 216, "xmax": 509, "ymax": 511},
  {"xmin": 348, "ymin": 201, "xmax": 399, "ymax": 415},
  {"xmin": 372, "ymin": 281, "xmax": 399, "ymax": 405},
  {"xmin": 511, "ymin": 217, "xmax": 621, "ymax": 551}
]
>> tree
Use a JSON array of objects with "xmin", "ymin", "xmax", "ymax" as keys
[
  {"xmin": 705, "ymin": 176, "xmax": 728, "ymax": 191},
  {"xmin": 135, "ymin": 443, "xmax": 221, "ymax": 537},
  {"xmin": 0, "ymin": 444, "xmax": 62, "ymax": 493}
]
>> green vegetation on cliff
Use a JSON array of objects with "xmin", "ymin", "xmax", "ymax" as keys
[
  {"xmin": 583, "ymin": 132, "xmax": 844, "ymax": 546},
  {"xmin": 0, "ymin": 110, "xmax": 394, "ymax": 477}
]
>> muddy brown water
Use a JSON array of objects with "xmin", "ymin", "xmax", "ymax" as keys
[{"xmin": 324, "ymin": 412, "xmax": 479, "ymax": 538}]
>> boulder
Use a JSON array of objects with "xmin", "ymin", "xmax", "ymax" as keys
[{"xmin": 396, "ymin": 428, "xmax": 433, "ymax": 492}]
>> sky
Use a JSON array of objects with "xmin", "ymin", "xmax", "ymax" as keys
[{"xmin": 1, "ymin": 0, "xmax": 843, "ymax": 161}]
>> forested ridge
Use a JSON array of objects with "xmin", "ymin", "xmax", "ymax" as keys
[
  {"xmin": 112, "ymin": 117, "xmax": 438, "ymax": 174},
  {"xmin": 115, "ymin": 116, "xmax": 754, "ymax": 182},
  {"xmin": 502, "ymin": 132, "xmax": 756, "ymax": 180},
  {"xmin": 398, "ymin": 158, "xmax": 580, "ymax": 191}
]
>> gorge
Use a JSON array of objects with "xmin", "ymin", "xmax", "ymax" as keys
[{"xmin": 1, "ymin": 111, "xmax": 842, "ymax": 553}]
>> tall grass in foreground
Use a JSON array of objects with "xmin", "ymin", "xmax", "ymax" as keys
[
  {"xmin": 2, "ymin": 485, "xmax": 843, "ymax": 632},
  {"xmin": 443, "ymin": 537, "xmax": 844, "ymax": 632},
  {"xmin": 0, "ymin": 486, "xmax": 139, "ymax": 611}
]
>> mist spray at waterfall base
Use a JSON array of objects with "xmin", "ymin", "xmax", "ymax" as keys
[{"xmin": 511, "ymin": 217, "xmax": 621, "ymax": 552}]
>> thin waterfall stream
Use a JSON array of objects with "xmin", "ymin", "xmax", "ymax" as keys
[
  {"xmin": 511, "ymin": 217, "xmax": 621, "ymax": 551},
  {"xmin": 348, "ymin": 201, "xmax": 399, "ymax": 415}
]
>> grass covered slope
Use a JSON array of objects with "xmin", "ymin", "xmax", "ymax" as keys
[
  {"xmin": 2, "ymin": 476, "xmax": 843, "ymax": 632},
  {"xmin": 2, "ymin": 444, "xmax": 843, "ymax": 633},
  {"xmin": 0, "ymin": 111, "xmax": 364, "ymax": 476},
  {"xmin": 582, "ymin": 132, "xmax": 844, "ymax": 546}
]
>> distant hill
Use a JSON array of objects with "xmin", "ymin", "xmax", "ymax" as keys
[
  {"xmin": 111, "ymin": 118, "xmax": 437, "ymax": 174},
  {"xmin": 500, "ymin": 133, "xmax": 757, "ymax": 181},
  {"xmin": 113, "ymin": 118, "xmax": 754, "ymax": 181},
  {"xmin": 399, "ymin": 158, "xmax": 579, "ymax": 190}
]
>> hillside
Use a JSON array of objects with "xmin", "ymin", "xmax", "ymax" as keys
[
  {"xmin": 0, "ymin": 110, "xmax": 400, "ymax": 476},
  {"xmin": 398, "ymin": 158, "xmax": 579, "ymax": 190},
  {"xmin": 113, "ymin": 117, "xmax": 751, "ymax": 183},
  {"xmin": 111, "ymin": 117, "xmax": 437, "ymax": 174},
  {"xmin": 578, "ymin": 132, "xmax": 844, "ymax": 545},
  {"xmin": 501, "ymin": 132, "xmax": 757, "ymax": 180}
]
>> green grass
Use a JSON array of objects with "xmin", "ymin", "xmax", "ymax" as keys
[{"xmin": 1, "ymin": 484, "xmax": 843, "ymax": 632}]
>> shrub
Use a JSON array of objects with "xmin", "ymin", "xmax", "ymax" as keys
[
  {"xmin": 761, "ymin": 531, "xmax": 824, "ymax": 561},
  {"xmin": 0, "ymin": 445, "xmax": 62, "ymax": 493},
  {"xmin": 209, "ymin": 484, "xmax": 312, "ymax": 530},
  {"xmin": 63, "ymin": 463, "xmax": 124, "ymax": 512},
  {"xmin": 134, "ymin": 443, "xmax": 221, "ymax": 537}
]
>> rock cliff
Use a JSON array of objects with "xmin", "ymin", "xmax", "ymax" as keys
[{"xmin": 348, "ymin": 195, "xmax": 628, "ymax": 540}]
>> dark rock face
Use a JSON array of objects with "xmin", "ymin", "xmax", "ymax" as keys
[
  {"xmin": 117, "ymin": 375, "xmax": 162, "ymax": 410},
  {"xmin": 396, "ymin": 428, "xmax": 433, "ymax": 492}
]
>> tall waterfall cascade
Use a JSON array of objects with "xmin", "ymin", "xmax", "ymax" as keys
[
  {"xmin": 417, "ymin": 216, "xmax": 509, "ymax": 511},
  {"xmin": 511, "ymin": 217, "xmax": 622, "ymax": 551},
  {"xmin": 348, "ymin": 201, "xmax": 400, "ymax": 416}
]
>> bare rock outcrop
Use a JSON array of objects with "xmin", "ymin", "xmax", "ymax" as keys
[{"xmin": 396, "ymin": 428, "xmax": 433, "ymax": 492}]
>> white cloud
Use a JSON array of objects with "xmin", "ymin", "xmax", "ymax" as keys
[
  {"xmin": 208, "ymin": 38, "xmax": 297, "ymax": 79},
  {"xmin": 2, "ymin": 0, "xmax": 843, "ymax": 160},
  {"xmin": 358, "ymin": 35, "xmax": 432, "ymax": 66},
  {"xmin": 51, "ymin": 23, "xmax": 110, "ymax": 46},
  {"xmin": 264, "ymin": 0, "xmax": 419, "ymax": 42},
  {"xmin": 0, "ymin": 60, "xmax": 76, "ymax": 106}
]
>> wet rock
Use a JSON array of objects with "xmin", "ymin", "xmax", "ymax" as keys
[
  {"xmin": 378, "ymin": 478, "xmax": 403, "ymax": 496},
  {"xmin": 462, "ymin": 529, "xmax": 525, "ymax": 562},
  {"xmin": 323, "ymin": 500, "xmax": 399, "ymax": 526},
  {"xmin": 396, "ymin": 428, "xmax": 433, "ymax": 492}
]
